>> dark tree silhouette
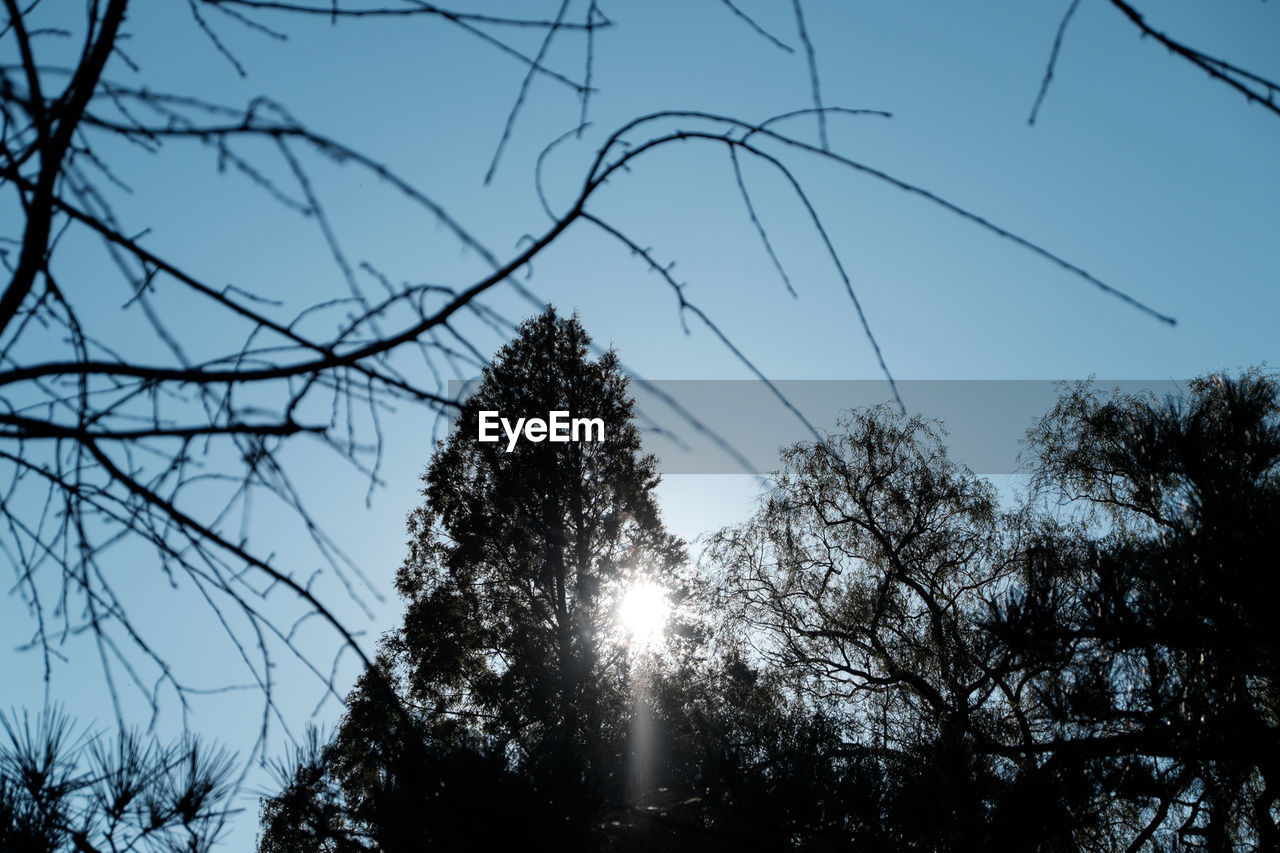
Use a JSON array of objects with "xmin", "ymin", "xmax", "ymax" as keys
[
  {"xmin": 252, "ymin": 322, "xmax": 1280, "ymax": 851},
  {"xmin": 3, "ymin": 3, "xmax": 1276, "ymax": 847},
  {"xmin": 709, "ymin": 373, "xmax": 1280, "ymax": 850},
  {"xmin": 994, "ymin": 371, "xmax": 1280, "ymax": 851},
  {"xmin": 708, "ymin": 406, "xmax": 1096, "ymax": 850},
  {"xmin": 258, "ymin": 311, "xmax": 900, "ymax": 851},
  {"xmin": 632, "ymin": 647, "xmax": 891, "ymax": 851},
  {"xmin": 259, "ymin": 308, "xmax": 693, "ymax": 850}
]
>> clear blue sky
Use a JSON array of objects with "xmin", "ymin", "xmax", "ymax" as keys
[{"xmin": 3, "ymin": 1, "xmax": 1278, "ymax": 848}]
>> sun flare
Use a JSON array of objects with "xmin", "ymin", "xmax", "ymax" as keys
[{"xmin": 618, "ymin": 580, "xmax": 669, "ymax": 648}]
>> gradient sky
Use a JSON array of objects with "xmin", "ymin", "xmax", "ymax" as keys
[{"xmin": 3, "ymin": 1, "xmax": 1278, "ymax": 848}]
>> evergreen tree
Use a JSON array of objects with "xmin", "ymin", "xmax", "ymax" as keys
[{"xmin": 261, "ymin": 308, "xmax": 687, "ymax": 850}]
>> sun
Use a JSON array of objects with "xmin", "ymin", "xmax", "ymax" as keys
[{"xmin": 618, "ymin": 580, "xmax": 669, "ymax": 649}]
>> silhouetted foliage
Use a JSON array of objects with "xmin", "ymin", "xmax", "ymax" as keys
[
  {"xmin": 258, "ymin": 352, "xmax": 1280, "ymax": 849},
  {"xmin": 709, "ymin": 406, "xmax": 1092, "ymax": 850},
  {"xmin": 5, "ymin": 3, "xmax": 1276, "ymax": 848},
  {"xmin": 709, "ymin": 372, "xmax": 1280, "ymax": 850},
  {"xmin": 0, "ymin": 707, "xmax": 235, "ymax": 853},
  {"xmin": 258, "ymin": 308, "xmax": 696, "ymax": 850},
  {"xmin": 994, "ymin": 371, "xmax": 1280, "ymax": 850}
]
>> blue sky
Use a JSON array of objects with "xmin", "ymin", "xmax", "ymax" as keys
[{"xmin": 3, "ymin": 1, "xmax": 1278, "ymax": 848}]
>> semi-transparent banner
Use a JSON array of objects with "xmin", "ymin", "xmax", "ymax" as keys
[{"xmin": 448, "ymin": 379, "xmax": 1189, "ymax": 474}]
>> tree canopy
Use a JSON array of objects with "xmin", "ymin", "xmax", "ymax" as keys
[
  {"xmin": 260, "ymin": 307, "xmax": 693, "ymax": 850},
  {"xmin": 707, "ymin": 372, "xmax": 1280, "ymax": 850},
  {"xmin": 1000, "ymin": 371, "xmax": 1280, "ymax": 849},
  {"xmin": 257, "ymin": 306, "xmax": 1280, "ymax": 850},
  {"xmin": 4, "ymin": 2, "xmax": 1277, "ymax": 849}
]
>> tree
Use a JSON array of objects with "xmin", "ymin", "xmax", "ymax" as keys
[
  {"xmin": 256, "ymin": 350, "xmax": 1280, "ymax": 849},
  {"xmin": 636, "ymin": 646, "xmax": 891, "ymax": 851},
  {"xmin": 4, "ymin": 3, "xmax": 1277, "ymax": 846},
  {"xmin": 709, "ymin": 372, "xmax": 1280, "ymax": 850},
  {"xmin": 708, "ymin": 406, "xmax": 1096, "ymax": 850},
  {"xmin": 994, "ymin": 371, "xmax": 1280, "ymax": 850},
  {"xmin": 259, "ymin": 307, "xmax": 689, "ymax": 850},
  {"xmin": 7, "ymin": 1, "xmax": 1263, "ymax": 738}
]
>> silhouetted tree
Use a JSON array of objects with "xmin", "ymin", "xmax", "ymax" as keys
[
  {"xmin": 708, "ymin": 372, "xmax": 1280, "ymax": 850},
  {"xmin": 259, "ymin": 308, "xmax": 690, "ymax": 850},
  {"xmin": 6, "ymin": 3, "xmax": 1276, "ymax": 846},
  {"xmin": 633, "ymin": 646, "xmax": 892, "ymax": 852},
  {"xmin": 994, "ymin": 371, "xmax": 1280, "ymax": 850},
  {"xmin": 260, "ymin": 361, "xmax": 1280, "ymax": 850},
  {"xmin": 709, "ymin": 406, "xmax": 1096, "ymax": 850}
]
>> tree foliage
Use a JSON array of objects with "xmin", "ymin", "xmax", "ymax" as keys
[
  {"xmin": 709, "ymin": 406, "xmax": 1087, "ymax": 849},
  {"xmin": 0, "ymin": 707, "xmax": 235, "ymax": 853},
  {"xmin": 709, "ymin": 372, "xmax": 1280, "ymax": 850},
  {"xmin": 257, "ymin": 319, "xmax": 1280, "ymax": 851},
  {"xmin": 3, "ymin": 2, "xmax": 1277, "ymax": 848},
  {"xmin": 260, "ymin": 308, "xmax": 692, "ymax": 850},
  {"xmin": 997, "ymin": 371, "xmax": 1280, "ymax": 850}
]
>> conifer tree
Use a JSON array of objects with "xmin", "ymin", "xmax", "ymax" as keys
[{"xmin": 262, "ymin": 307, "xmax": 687, "ymax": 850}]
